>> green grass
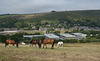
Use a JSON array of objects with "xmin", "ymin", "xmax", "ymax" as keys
[
  {"xmin": 0, "ymin": 15, "xmax": 19, "ymax": 18},
  {"xmin": 0, "ymin": 43, "xmax": 100, "ymax": 61}
]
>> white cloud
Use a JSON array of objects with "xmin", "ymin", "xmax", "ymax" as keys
[{"xmin": 0, "ymin": 0, "xmax": 100, "ymax": 14}]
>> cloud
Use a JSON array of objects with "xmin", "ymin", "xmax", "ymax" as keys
[{"xmin": 0, "ymin": 0, "xmax": 100, "ymax": 14}]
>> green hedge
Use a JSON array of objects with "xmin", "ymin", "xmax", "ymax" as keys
[
  {"xmin": 54, "ymin": 39, "xmax": 79, "ymax": 43},
  {"xmin": 0, "ymin": 33, "xmax": 100, "ymax": 43},
  {"xmin": 54, "ymin": 39, "xmax": 100, "ymax": 43}
]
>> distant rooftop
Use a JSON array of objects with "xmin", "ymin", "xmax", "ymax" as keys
[
  {"xmin": 72, "ymin": 33, "xmax": 87, "ymax": 36},
  {"xmin": 23, "ymin": 35, "xmax": 43, "ymax": 38},
  {"xmin": 59, "ymin": 33, "xmax": 76, "ymax": 37},
  {"xmin": 44, "ymin": 34, "xmax": 59, "ymax": 39}
]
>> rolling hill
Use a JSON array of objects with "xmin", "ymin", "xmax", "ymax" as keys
[{"xmin": 0, "ymin": 10, "xmax": 100, "ymax": 28}]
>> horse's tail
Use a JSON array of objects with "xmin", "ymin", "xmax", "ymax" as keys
[
  {"xmin": 30, "ymin": 43, "xmax": 31, "ymax": 47},
  {"xmin": 5, "ymin": 40, "xmax": 7, "ymax": 47},
  {"xmin": 5, "ymin": 42, "xmax": 6, "ymax": 47}
]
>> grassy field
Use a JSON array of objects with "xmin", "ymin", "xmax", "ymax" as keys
[{"xmin": 0, "ymin": 43, "xmax": 100, "ymax": 61}]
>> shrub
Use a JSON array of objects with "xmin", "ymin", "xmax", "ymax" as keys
[
  {"xmin": 0, "ymin": 35, "xmax": 7, "ymax": 43},
  {"xmin": 54, "ymin": 39, "xmax": 79, "ymax": 43}
]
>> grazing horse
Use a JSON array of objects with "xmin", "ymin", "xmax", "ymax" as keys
[
  {"xmin": 41, "ymin": 39, "xmax": 55, "ymax": 49},
  {"xmin": 30, "ymin": 40, "xmax": 41, "ymax": 48},
  {"xmin": 5, "ymin": 40, "xmax": 18, "ymax": 48},
  {"xmin": 57, "ymin": 41, "xmax": 63, "ymax": 48}
]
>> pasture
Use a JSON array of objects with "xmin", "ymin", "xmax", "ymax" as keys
[{"xmin": 0, "ymin": 43, "xmax": 100, "ymax": 61}]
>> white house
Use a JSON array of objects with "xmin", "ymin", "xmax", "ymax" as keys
[
  {"xmin": 39, "ymin": 27, "xmax": 47, "ymax": 31},
  {"xmin": 59, "ymin": 33, "xmax": 76, "ymax": 39},
  {"xmin": 44, "ymin": 34, "xmax": 59, "ymax": 39},
  {"xmin": 23, "ymin": 35, "xmax": 44, "ymax": 40},
  {"xmin": 0, "ymin": 31, "xmax": 18, "ymax": 35},
  {"xmin": 23, "ymin": 35, "xmax": 34, "ymax": 38},
  {"xmin": 72, "ymin": 33, "xmax": 87, "ymax": 39},
  {"xmin": 23, "ymin": 35, "xmax": 43, "ymax": 38}
]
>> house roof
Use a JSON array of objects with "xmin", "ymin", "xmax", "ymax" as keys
[
  {"xmin": 72, "ymin": 33, "xmax": 87, "ymax": 36},
  {"xmin": 59, "ymin": 33, "xmax": 76, "ymax": 37},
  {"xmin": 23, "ymin": 35, "xmax": 43, "ymax": 38},
  {"xmin": 44, "ymin": 34, "xmax": 59, "ymax": 39}
]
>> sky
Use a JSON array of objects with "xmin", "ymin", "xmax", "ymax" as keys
[{"xmin": 0, "ymin": 0, "xmax": 100, "ymax": 14}]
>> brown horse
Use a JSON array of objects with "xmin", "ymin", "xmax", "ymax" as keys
[
  {"xmin": 5, "ymin": 40, "xmax": 18, "ymax": 48},
  {"xmin": 30, "ymin": 40, "xmax": 41, "ymax": 48},
  {"xmin": 41, "ymin": 39, "xmax": 55, "ymax": 49}
]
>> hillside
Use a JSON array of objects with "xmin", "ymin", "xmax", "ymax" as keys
[{"xmin": 0, "ymin": 10, "xmax": 100, "ymax": 29}]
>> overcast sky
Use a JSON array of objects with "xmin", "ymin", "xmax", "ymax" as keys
[{"xmin": 0, "ymin": 0, "xmax": 100, "ymax": 14}]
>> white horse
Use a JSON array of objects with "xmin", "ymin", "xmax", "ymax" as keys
[
  {"xmin": 20, "ymin": 41, "xmax": 25, "ymax": 45},
  {"xmin": 57, "ymin": 41, "xmax": 63, "ymax": 48}
]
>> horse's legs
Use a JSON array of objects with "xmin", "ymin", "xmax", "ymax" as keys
[
  {"xmin": 5, "ymin": 43, "xmax": 7, "ymax": 47},
  {"xmin": 62, "ymin": 44, "xmax": 63, "ymax": 47},
  {"xmin": 35, "ymin": 44, "xmax": 37, "ymax": 47},
  {"xmin": 12, "ymin": 44, "xmax": 15, "ymax": 48},
  {"xmin": 51, "ymin": 44, "xmax": 53, "ymax": 49},
  {"xmin": 13, "ymin": 44, "xmax": 15, "ymax": 46},
  {"xmin": 46, "ymin": 44, "xmax": 47, "ymax": 49},
  {"xmin": 16, "ymin": 43, "xmax": 18, "ymax": 48},
  {"xmin": 30, "ymin": 44, "xmax": 31, "ymax": 47},
  {"xmin": 32, "ymin": 44, "xmax": 33, "ymax": 47},
  {"xmin": 5, "ymin": 43, "xmax": 9, "ymax": 47},
  {"xmin": 57, "ymin": 44, "xmax": 59, "ymax": 48},
  {"xmin": 43, "ymin": 44, "xmax": 44, "ymax": 48},
  {"xmin": 51, "ymin": 43, "xmax": 54, "ymax": 49}
]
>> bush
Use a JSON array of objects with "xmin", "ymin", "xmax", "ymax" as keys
[
  {"xmin": 24, "ymin": 40, "xmax": 30, "ymax": 44},
  {"xmin": 0, "ymin": 35, "xmax": 7, "ymax": 43},
  {"xmin": 54, "ymin": 39, "xmax": 79, "ymax": 43},
  {"xmin": 54, "ymin": 39, "xmax": 100, "ymax": 43},
  {"xmin": 79, "ymin": 39, "xmax": 86, "ymax": 43}
]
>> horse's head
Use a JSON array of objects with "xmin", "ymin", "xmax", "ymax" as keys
[
  {"xmin": 38, "ymin": 43, "xmax": 41, "ymax": 48},
  {"xmin": 38, "ymin": 40, "xmax": 43, "ymax": 48},
  {"xmin": 30, "ymin": 40, "xmax": 33, "ymax": 44},
  {"xmin": 40, "ymin": 40, "xmax": 43, "ymax": 45},
  {"xmin": 16, "ymin": 42, "xmax": 18, "ymax": 48}
]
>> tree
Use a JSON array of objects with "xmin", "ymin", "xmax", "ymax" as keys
[
  {"xmin": 54, "ymin": 31, "xmax": 60, "ymax": 34},
  {"xmin": 51, "ymin": 10, "xmax": 56, "ymax": 12},
  {"xmin": 45, "ymin": 22, "xmax": 49, "ymax": 25},
  {"xmin": 35, "ymin": 26, "xmax": 39, "ymax": 30}
]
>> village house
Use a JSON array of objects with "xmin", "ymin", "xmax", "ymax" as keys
[
  {"xmin": 72, "ymin": 33, "xmax": 87, "ymax": 40},
  {"xmin": 59, "ymin": 33, "xmax": 76, "ymax": 39},
  {"xmin": 39, "ymin": 27, "xmax": 47, "ymax": 31}
]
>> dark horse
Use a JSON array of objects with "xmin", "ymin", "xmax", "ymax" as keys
[
  {"xmin": 5, "ymin": 40, "xmax": 18, "ymax": 48},
  {"xmin": 41, "ymin": 39, "xmax": 55, "ymax": 49},
  {"xmin": 30, "ymin": 40, "xmax": 41, "ymax": 48}
]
